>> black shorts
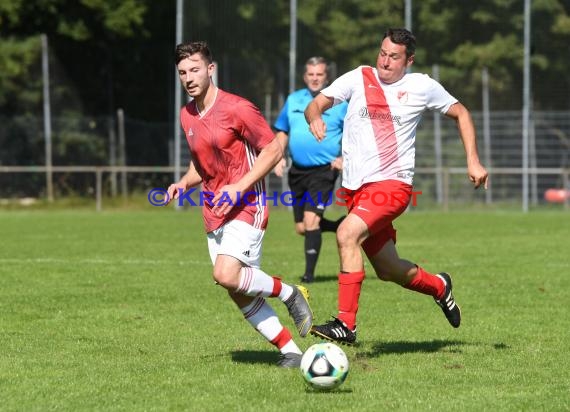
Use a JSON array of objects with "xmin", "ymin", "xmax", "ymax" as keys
[{"xmin": 288, "ymin": 164, "xmax": 339, "ymax": 223}]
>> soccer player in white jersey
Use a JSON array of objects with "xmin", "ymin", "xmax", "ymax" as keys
[
  {"xmin": 165, "ymin": 41, "xmax": 312, "ymax": 367},
  {"xmin": 305, "ymin": 28, "xmax": 488, "ymax": 345}
]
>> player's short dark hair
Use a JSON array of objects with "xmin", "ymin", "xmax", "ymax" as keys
[
  {"xmin": 383, "ymin": 28, "xmax": 416, "ymax": 58},
  {"xmin": 175, "ymin": 41, "xmax": 213, "ymax": 65}
]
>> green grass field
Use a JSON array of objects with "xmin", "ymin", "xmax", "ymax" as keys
[{"xmin": 1, "ymin": 208, "xmax": 569, "ymax": 411}]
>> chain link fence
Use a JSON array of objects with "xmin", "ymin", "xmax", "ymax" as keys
[{"xmin": 1, "ymin": 110, "xmax": 569, "ymax": 210}]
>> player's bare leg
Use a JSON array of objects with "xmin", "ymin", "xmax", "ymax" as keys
[{"xmin": 370, "ymin": 240, "xmax": 461, "ymax": 328}]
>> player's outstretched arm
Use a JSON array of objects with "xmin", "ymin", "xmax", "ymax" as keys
[
  {"xmin": 305, "ymin": 94, "xmax": 334, "ymax": 141},
  {"xmin": 446, "ymin": 102, "xmax": 489, "ymax": 189}
]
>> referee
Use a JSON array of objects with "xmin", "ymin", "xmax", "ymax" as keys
[{"xmin": 273, "ymin": 57, "xmax": 347, "ymax": 283}]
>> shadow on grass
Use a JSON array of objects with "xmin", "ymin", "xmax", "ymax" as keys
[
  {"xmin": 230, "ymin": 350, "xmax": 280, "ymax": 366},
  {"xmin": 230, "ymin": 350, "xmax": 351, "ymax": 392},
  {"xmin": 303, "ymin": 273, "xmax": 380, "ymax": 284},
  {"xmin": 303, "ymin": 387, "xmax": 353, "ymax": 394},
  {"xmin": 358, "ymin": 339, "xmax": 467, "ymax": 358},
  {"xmin": 231, "ymin": 341, "xmax": 510, "ymax": 366},
  {"xmin": 305, "ymin": 274, "xmax": 338, "ymax": 284}
]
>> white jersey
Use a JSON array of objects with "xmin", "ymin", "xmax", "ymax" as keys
[{"xmin": 321, "ymin": 66, "xmax": 458, "ymax": 189}]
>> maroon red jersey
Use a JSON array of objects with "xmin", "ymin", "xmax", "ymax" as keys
[{"xmin": 180, "ymin": 89, "xmax": 274, "ymax": 232}]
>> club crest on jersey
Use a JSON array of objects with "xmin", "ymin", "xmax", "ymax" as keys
[{"xmin": 397, "ymin": 91, "xmax": 408, "ymax": 104}]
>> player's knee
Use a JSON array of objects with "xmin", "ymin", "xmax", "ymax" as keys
[
  {"xmin": 211, "ymin": 270, "xmax": 225, "ymax": 286},
  {"xmin": 336, "ymin": 224, "xmax": 359, "ymax": 248},
  {"xmin": 212, "ymin": 268, "xmax": 234, "ymax": 289},
  {"xmin": 376, "ymin": 271, "xmax": 393, "ymax": 282},
  {"xmin": 375, "ymin": 266, "xmax": 410, "ymax": 284},
  {"xmin": 302, "ymin": 213, "xmax": 320, "ymax": 231}
]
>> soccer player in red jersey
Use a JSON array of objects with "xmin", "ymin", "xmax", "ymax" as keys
[
  {"xmin": 305, "ymin": 28, "xmax": 489, "ymax": 345},
  {"xmin": 165, "ymin": 41, "xmax": 312, "ymax": 367}
]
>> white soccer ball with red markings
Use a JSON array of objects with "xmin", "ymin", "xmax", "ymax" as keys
[{"xmin": 300, "ymin": 342, "xmax": 349, "ymax": 390}]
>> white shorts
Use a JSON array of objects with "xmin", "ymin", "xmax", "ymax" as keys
[{"xmin": 206, "ymin": 219, "xmax": 264, "ymax": 268}]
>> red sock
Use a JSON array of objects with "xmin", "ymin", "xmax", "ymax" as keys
[
  {"xmin": 337, "ymin": 271, "xmax": 365, "ymax": 330},
  {"xmin": 271, "ymin": 276, "xmax": 282, "ymax": 297},
  {"xmin": 404, "ymin": 266, "xmax": 445, "ymax": 299},
  {"xmin": 270, "ymin": 327, "xmax": 292, "ymax": 350}
]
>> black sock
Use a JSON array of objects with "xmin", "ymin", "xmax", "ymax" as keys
[
  {"xmin": 304, "ymin": 229, "xmax": 322, "ymax": 277},
  {"xmin": 320, "ymin": 216, "xmax": 345, "ymax": 232}
]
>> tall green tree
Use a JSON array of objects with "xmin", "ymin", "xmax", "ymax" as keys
[
  {"xmin": 1, "ymin": 0, "xmax": 569, "ymax": 167},
  {"xmin": 295, "ymin": 0, "xmax": 570, "ymax": 110},
  {"xmin": 0, "ymin": 0, "xmax": 148, "ymax": 117}
]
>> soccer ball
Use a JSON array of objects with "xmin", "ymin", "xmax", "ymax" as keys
[{"xmin": 300, "ymin": 343, "xmax": 349, "ymax": 390}]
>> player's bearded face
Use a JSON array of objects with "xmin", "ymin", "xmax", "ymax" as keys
[{"xmin": 177, "ymin": 55, "xmax": 213, "ymax": 97}]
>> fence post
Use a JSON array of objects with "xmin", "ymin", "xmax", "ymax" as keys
[
  {"xmin": 96, "ymin": 168, "xmax": 102, "ymax": 212},
  {"xmin": 482, "ymin": 67, "xmax": 493, "ymax": 205},
  {"xmin": 117, "ymin": 108, "xmax": 128, "ymax": 201},
  {"xmin": 562, "ymin": 169, "xmax": 570, "ymax": 210},
  {"xmin": 41, "ymin": 34, "xmax": 54, "ymax": 202},
  {"xmin": 442, "ymin": 168, "xmax": 449, "ymax": 212},
  {"xmin": 108, "ymin": 116, "xmax": 117, "ymax": 197}
]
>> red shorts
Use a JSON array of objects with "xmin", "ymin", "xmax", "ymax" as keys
[{"xmin": 338, "ymin": 180, "xmax": 412, "ymax": 257}]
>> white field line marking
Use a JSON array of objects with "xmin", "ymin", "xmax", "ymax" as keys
[{"xmin": 0, "ymin": 257, "xmax": 211, "ymax": 266}]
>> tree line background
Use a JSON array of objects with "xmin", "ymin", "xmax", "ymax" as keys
[{"xmin": 1, "ymin": 0, "xmax": 569, "ymax": 169}]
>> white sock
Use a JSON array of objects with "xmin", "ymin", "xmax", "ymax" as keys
[
  {"xmin": 237, "ymin": 267, "xmax": 293, "ymax": 301},
  {"xmin": 240, "ymin": 297, "xmax": 301, "ymax": 354},
  {"xmin": 280, "ymin": 340, "xmax": 302, "ymax": 355}
]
